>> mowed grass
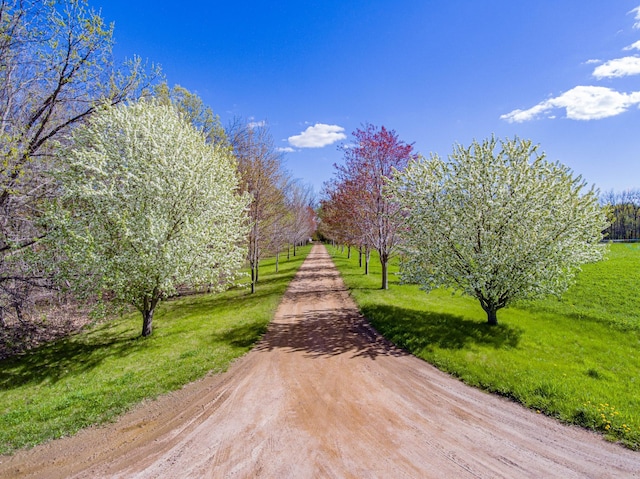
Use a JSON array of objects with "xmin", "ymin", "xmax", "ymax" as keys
[
  {"xmin": 0, "ymin": 245, "xmax": 311, "ymax": 455},
  {"xmin": 329, "ymin": 244, "xmax": 640, "ymax": 449}
]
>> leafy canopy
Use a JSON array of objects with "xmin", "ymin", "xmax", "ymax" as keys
[{"xmin": 388, "ymin": 136, "xmax": 609, "ymax": 325}]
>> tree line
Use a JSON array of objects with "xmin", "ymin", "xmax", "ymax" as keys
[
  {"xmin": 601, "ymin": 190, "xmax": 640, "ymax": 241},
  {"xmin": 0, "ymin": 0, "xmax": 315, "ymax": 339}
]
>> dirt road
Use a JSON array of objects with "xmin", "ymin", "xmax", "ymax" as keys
[{"xmin": 2, "ymin": 244, "xmax": 639, "ymax": 478}]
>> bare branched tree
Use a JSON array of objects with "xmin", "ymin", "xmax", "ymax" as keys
[
  {"xmin": 227, "ymin": 119, "xmax": 288, "ymax": 293},
  {"xmin": 285, "ymin": 180, "xmax": 316, "ymax": 257},
  {"xmin": 0, "ymin": 0, "xmax": 158, "ymax": 323},
  {"xmin": 601, "ymin": 189, "xmax": 640, "ymax": 240}
]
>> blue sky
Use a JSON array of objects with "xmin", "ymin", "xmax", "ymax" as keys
[{"xmin": 98, "ymin": 1, "xmax": 640, "ymax": 195}]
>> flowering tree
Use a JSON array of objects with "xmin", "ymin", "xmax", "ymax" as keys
[
  {"xmin": 388, "ymin": 136, "xmax": 609, "ymax": 325},
  {"xmin": 324, "ymin": 124, "xmax": 415, "ymax": 289},
  {"xmin": 49, "ymin": 101, "xmax": 249, "ymax": 336}
]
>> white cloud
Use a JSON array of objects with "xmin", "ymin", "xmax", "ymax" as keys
[
  {"xmin": 631, "ymin": 6, "xmax": 640, "ymax": 29},
  {"xmin": 277, "ymin": 147, "xmax": 296, "ymax": 153},
  {"xmin": 592, "ymin": 56, "xmax": 640, "ymax": 78},
  {"xmin": 288, "ymin": 123, "xmax": 346, "ymax": 148},
  {"xmin": 623, "ymin": 40, "xmax": 640, "ymax": 51},
  {"xmin": 500, "ymin": 86, "xmax": 640, "ymax": 122},
  {"xmin": 584, "ymin": 58, "xmax": 602, "ymax": 64},
  {"xmin": 247, "ymin": 120, "xmax": 266, "ymax": 129}
]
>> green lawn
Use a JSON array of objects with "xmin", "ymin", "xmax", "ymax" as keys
[
  {"xmin": 329, "ymin": 243, "xmax": 640, "ymax": 449},
  {"xmin": 0, "ymin": 245, "xmax": 311, "ymax": 455}
]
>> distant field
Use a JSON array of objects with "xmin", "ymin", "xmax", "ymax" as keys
[
  {"xmin": 0, "ymin": 246, "xmax": 311, "ymax": 455},
  {"xmin": 330, "ymin": 243, "xmax": 640, "ymax": 449}
]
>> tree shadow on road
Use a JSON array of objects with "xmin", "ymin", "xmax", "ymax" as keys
[
  {"xmin": 257, "ymin": 244, "xmax": 520, "ymax": 361},
  {"xmin": 255, "ymin": 306, "xmax": 408, "ymax": 361}
]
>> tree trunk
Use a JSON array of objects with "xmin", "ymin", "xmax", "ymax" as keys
[
  {"xmin": 486, "ymin": 308, "xmax": 498, "ymax": 326},
  {"xmin": 365, "ymin": 248, "xmax": 370, "ymax": 275},
  {"xmin": 275, "ymin": 251, "xmax": 279, "ymax": 273},
  {"xmin": 141, "ymin": 308, "xmax": 154, "ymax": 337},
  {"xmin": 141, "ymin": 291, "xmax": 160, "ymax": 337},
  {"xmin": 358, "ymin": 247, "xmax": 363, "ymax": 268},
  {"xmin": 251, "ymin": 264, "xmax": 256, "ymax": 294},
  {"xmin": 381, "ymin": 257, "xmax": 388, "ymax": 290},
  {"xmin": 14, "ymin": 304, "xmax": 25, "ymax": 324},
  {"xmin": 347, "ymin": 245, "xmax": 351, "ymax": 259}
]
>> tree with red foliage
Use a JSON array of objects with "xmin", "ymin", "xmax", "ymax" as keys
[
  {"xmin": 324, "ymin": 124, "xmax": 415, "ymax": 289},
  {"xmin": 319, "ymin": 178, "xmax": 364, "ymax": 253}
]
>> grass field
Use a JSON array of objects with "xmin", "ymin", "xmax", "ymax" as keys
[
  {"xmin": 0, "ymin": 245, "xmax": 311, "ymax": 455},
  {"xmin": 329, "ymin": 243, "xmax": 640, "ymax": 449}
]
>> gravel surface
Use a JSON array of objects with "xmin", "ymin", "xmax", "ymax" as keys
[{"xmin": 2, "ymin": 244, "xmax": 639, "ymax": 478}]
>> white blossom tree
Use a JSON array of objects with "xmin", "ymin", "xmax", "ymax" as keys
[
  {"xmin": 388, "ymin": 136, "xmax": 609, "ymax": 325},
  {"xmin": 49, "ymin": 100, "xmax": 249, "ymax": 336}
]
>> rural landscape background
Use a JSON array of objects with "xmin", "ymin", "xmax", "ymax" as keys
[{"xmin": 1, "ymin": 0, "xmax": 639, "ymax": 473}]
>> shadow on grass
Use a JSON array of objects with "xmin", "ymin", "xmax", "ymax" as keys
[
  {"xmin": 0, "ymin": 329, "xmax": 145, "ymax": 390},
  {"xmin": 218, "ymin": 322, "xmax": 270, "ymax": 349},
  {"xmin": 0, "ymin": 286, "xmax": 284, "ymax": 391},
  {"xmin": 0, "ymin": 249, "xmax": 312, "ymax": 405},
  {"xmin": 0, "ymin": 303, "xmax": 273, "ymax": 391},
  {"xmin": 361, "ymin": 304, "xmax": 522, "ymax": 353}
]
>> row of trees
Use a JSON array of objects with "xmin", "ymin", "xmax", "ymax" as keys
[
  {"xmin": 228, "ymin": 122, "xmax": 315, "ymax": 294},
  {"xmin": 4, "ymin": 0, "xmax": 609, "ymax": 335},
  {"xmin": 321, "ymin": 131, "xmax": 608, "ymax": 325},
  {"xmin": 0, "ymin": 0, "xmax": 316, "ymax": 338}
]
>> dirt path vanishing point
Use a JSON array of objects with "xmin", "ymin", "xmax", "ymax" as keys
[{"xmin": 2, "ymin": 244, "xmax": 639, "ymax": 478}]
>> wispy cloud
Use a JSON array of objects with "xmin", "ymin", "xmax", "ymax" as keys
[
  {"xmin": 500, "ymin": 86, "xmax": 640, "ymax": 122},
  {"xmin": 631, "ymin": 6, "xmax": 640, "ymax": 29},
  {"xmin": 593, "ymin": 56, "xmax": 640, "ymax": 78},
  {"xmin": 623, "ymin": 40, "xmax": 640, "ymax": 51},
  {"xmin": 584, "ymin": 58, "xmax": 602, "ymax": 65},
  {"xmin": 247, "ymin": 120, "xmax": 266, "ymax": 129},
  {"xmin": 288, "ymin": 123, "xmax": 346, "ymax": 148},
  {"xmin": 277, "ymin": 147, "xmax": 296, "ymax": 153}
]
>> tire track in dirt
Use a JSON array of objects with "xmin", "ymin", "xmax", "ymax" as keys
[{"xmin": 1, "ymin": 244, "xmax": 638, "ymax": 478}]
